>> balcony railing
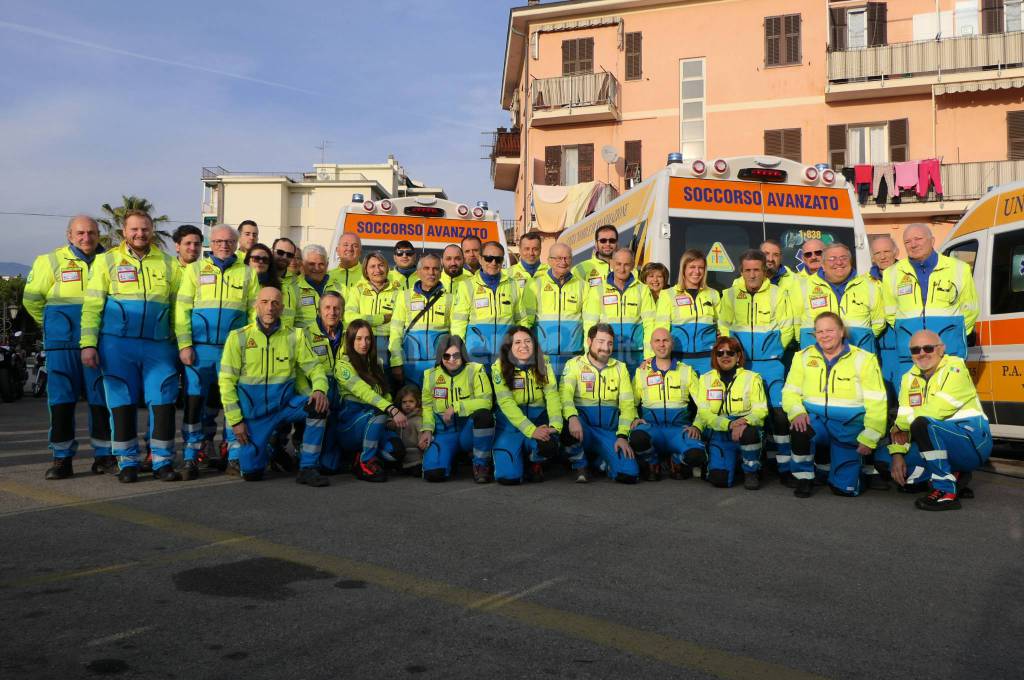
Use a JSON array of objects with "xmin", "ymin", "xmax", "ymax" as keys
[
  {"xmin": 828, "ymin": 30, "xmax": 1024, "ymax": 83},
  {"xmin": 484, "ymin": 129, "xmax": 522, "ymax": 191},
  {"xmin": 502, "ymin": 219, "xmax": 517, "ymax": 246},
  {"xmin": 488, "ymin": 128, "xmax": 521, "ymax": 158},
  {"xmin": 865, "ymin": 159, "xmax": 1024, "ymax": 206},
  {"xmin": 530, "ymin": 72, "xmax": 620, "ymax": 125}
]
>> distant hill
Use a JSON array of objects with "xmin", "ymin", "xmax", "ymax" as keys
[{"xmin": 0, "ymin": 262, "xmax": 30, "ymax": 277}]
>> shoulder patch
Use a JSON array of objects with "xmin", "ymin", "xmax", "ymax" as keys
[{"xmin": 341, "ymin": 366, "xmax": 352, "ymax": 380}]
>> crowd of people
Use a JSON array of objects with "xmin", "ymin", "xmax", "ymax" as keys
[{"xmin": 22, "ymin": 212, "xmax": 992, "ymax": 511}]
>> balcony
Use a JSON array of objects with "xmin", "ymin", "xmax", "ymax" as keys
[
  {"xmin": 484, "ymin": 128, "xmax": 521, "ymax": 192},
  {"xmin": 827, "ymin": 31, "xmax": 1024, "ymax": 101},
  {"xmin": 860, "ymin": 159, "xmax": 1024, "ymax": 218},
  {"xmin": 530, "ymin": 72, "xmax": 620, "ymax": 127}
]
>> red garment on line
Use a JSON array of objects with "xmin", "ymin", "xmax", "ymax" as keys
[
  {"xmin": 918, "ymin": 158, "xmax": 943, "ymax": 197},
  {"xmin": 854, "ymin": 164, "xmax": 873, "ymax": 185}
]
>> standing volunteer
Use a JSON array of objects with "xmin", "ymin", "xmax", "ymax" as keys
[
  {"xmin": 389, "ymin": 254, "xmax": 452, "ymax": 389},
  {"xmin": 656, "ymin": 249, "xmax": 720, "ymax": 376},
  {"xmin": 520, "ymin": 243, "xmax": 585, "ymax": 376},
  {"xmin": 451, "ymin": 241, "xmax": 521, "ymax": 369}
]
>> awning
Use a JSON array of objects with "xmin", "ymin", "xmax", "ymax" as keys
[{"xmin": 933, "ymin": 77, "xmax": 1024, "ymax": 95}]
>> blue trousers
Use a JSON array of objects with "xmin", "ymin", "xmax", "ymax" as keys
[
  {"xmin": 491, "ymin": 409, "xmax": 562, "ymax": 483},
  {"xmin": 790, "ymin": 413, "xmax": 864, "ymax": 495},
  {"xmin": 707, "ymin": 428, "xmax": 762, "ymax": 487},
  {"xmin": 422, "ymin": 415, "xmax": 496, "ymax": 479},
  {"xmin": 227, "ymin": 393, "xmax": 326, "ymax": 474},
  {"xmin": 182, "ymin": 343, "xmax": 224, "ymax": 462},
  {"xmin": 565, "ymin": 424, "xmax": 638, "ymax": 481},
  {"xmin": 46, "ymin": 347, "xmax": 111, "ymax": 459},
  {"xmin": 631, "ymin": 422, "xmax": 705, "ymax": 466},
  {"xmin": 320, "ymin": 401, "xmax": 396, "ymax": 473},
  {"xmin": 749, "ymin": 358, "xmax": 791, "ymax": 472},
  {"xmin": 99, "ymin": 335, "xmax": 178, "ymax": 470},
  {"xmin": 904, "ymin": 416, "xmax": 992, "ymax": 495}
]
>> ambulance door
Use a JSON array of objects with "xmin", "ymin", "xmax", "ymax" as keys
[{"xmin": 980, "ymin": 224, "xmax": 1024, "ymax": 438}]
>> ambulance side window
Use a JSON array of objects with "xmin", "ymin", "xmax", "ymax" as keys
[
  {"xmin": 990, "ymin": 231, "xmax": 1024, "ymax": 314},
  {"xmin": 944, "ymin": 240, "xmax": 978, "ymax": 273}
]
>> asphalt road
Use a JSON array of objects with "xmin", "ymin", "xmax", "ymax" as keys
[{"xmin": 1, "ymin": 397, "xmax": 1022, "ymax": 680}]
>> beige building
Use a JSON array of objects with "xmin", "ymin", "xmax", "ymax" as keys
[{"xmin": 201, "ymin": 155, "xmax": 446, "ymax": 249}]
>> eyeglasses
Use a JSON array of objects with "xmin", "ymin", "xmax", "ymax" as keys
[
  {"xmin": 395, "ymin": 249, "xmax": 415, "ymax": 257},
  {"xmin": 826, "ymin": 256, "xmax": 850, "ymax": 263},
  {"xmin": 549, "ymin": 255, "xmax": 571, "ymax": 261},
  {"xmin": 210, "ymin": 239, "xmax": 236, "ymax": 246},
  {"xmin": 481, "ymin": 254, "xmax": 503, "ymax": 264},
  {"xmin": 909, "ymin": 344, "xmax": 938, "ymax": 355},
  {"xmin": 442, "ymin": 352, "xmax": 461, "ymax": 361},
  {"xmin": 597, "ymin": 237, "xmax": 618, "ymax": 244},
  {"xmin": 803, "ymin": 250, "xmax": 823, "ymax": 258},
  {"xmin": 275, "ymin": 249, "xmax": 296, "ymax": 259},
  {"xmin": 715, "ymin": 349, "xmax": 737, "ymax": 357},
  {"xmin": 249, "ymin": 255, "xmax": 269, "ymax": 264}
]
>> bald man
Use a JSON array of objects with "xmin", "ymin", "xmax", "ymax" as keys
[
  {"xmin": 888, "ymin": 330, "xmax": 991, "ymax": 510},
  {"xmin": 331, "ymin": 233, "xmax": 364, "ymax": 288},
  {"xmin": 521, "ymin": 242, "xmax": 586, "ymax": 376},
  {"xmin": 796, "ymin": 238, "xmax": 825, "ymax": 278},
  {"xmin": 881, "ymin": 224, "xmax": 978, "ymax": 382}
]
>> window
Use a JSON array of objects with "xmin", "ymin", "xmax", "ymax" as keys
[
  {"xmin": 543, "ymin": 144, "xmax": 594, "ymax": 185},
  {"xmin": 625, "ymin": 140, "xmax": 642, "ymax": 187},
  {"xmin": 680, "ymin": 58, "xmax": 705, "ymax": 160},
  {"xmin": 765, "ymin": 14, "xmax": 801, "ymax": 67},
  {"xmin": 829, "ymin": 119, "xmax": 908, "ymax": 167},
  {"xmin": 991, "ymin": 231, "xmax": 1024, "ymax": 313},
  {"xmin": 1009, "ymin": 110, "xmax": 1024, "ymax": 160},
  {"xmin": 847, "ymin": 124, "xmax": 887, "ymax": 165},
  {"xmin": 764, "ymin": 128, "xmax": 802, "ymax": 162},
  {"xmin": 562, "ymin": 38, "xmax": 594, "ymax": 75},
  {"xmin": 1008, "ymin": 0, "xmax": 1023, "ymax": 32},
  {"xmin": 848, "ymin": 9, "xmax": 867, "ymax": 49},
  {"xmin": 945, "ymin": 239, "xmax": 979, "ymax": 272},
  {"xmin": 625, "ymin": 32, "xmax": 642, "ymax": 80}
]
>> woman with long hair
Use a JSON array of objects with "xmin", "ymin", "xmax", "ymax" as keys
[
  {"xmin": 326, "ymin": 319, "xmax": 408, "ymax": 482},
  {"xmin": 345, "ymin": 251, "xmax": 401, "ymax": 367},
  {"xmin": 419, "ymin": 334, "xmax": 495, "ymax": 483},
  {"xmin": 244, "ymin": 243, "xmax": 280, "ymax": 289},
  {"xmin": 655, "ymin": 249, "xmax": 720, "ymax": 376},
  {"xmin": 490, "ymin": 326, "xmax": 562, "ymax": 484},
  {"xmin": 694, "ymin": 336, "xmax": 767, "ymax": 490}
]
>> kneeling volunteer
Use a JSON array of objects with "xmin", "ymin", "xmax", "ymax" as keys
[
  {"xmin": 888, "ymin": 330, "xmax": 992, "ymax": 511},
  {"xmin": 491, "ymin": 326, "xmax": 562, "ymax": 484},
  {"xmin": 419, "ymin": 335, "xmax": 496, "ymax": 483}
]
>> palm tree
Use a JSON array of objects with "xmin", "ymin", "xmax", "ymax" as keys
[{"xmin": 97, "ymin": 195, "xmax": 173, "ymax": 249}]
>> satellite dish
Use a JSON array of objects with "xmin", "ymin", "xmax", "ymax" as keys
[{"xmin": 601, "ymin": 145, "xmax": 619, "ymax": 164}]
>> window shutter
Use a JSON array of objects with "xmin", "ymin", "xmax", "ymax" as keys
[
  {"xmin": 578, "ymin": 144, "xmax": 595, "ymax": 183},
  {"xmin": 545, "ymin": 145, "xmax": 562, "ymax": 185},
  {"xmin": 829, "ymin": 7, "xmax": 848, "ymax": 51},
  {"xmin": 765, "ymin": 16, "xmax": 781, "ymax": 67},
  {"xmin": 783, "ymin": 129, "xmax": 802, "ymax": 163},
  {"xmin": 764, "ymin": 129, "xmax": 783, "ymax": 157},
  {"xmin": 866, "ymin": 3, "xmax": 887, "ymax": 47},
  {"xmin": 625, "ymin": 32, "xmax": 642, "ymax": 80},
  {"xmin": 580, "ymin": 38, "xmax": 594, "ymax": 73},
  {"xmin": 982, "ymin": 0, "xmax": 1005, "ymax": 35},
  {"xmin": 1008, "ymin": 111, "xmax": 1024, "ymax": 160},
  {"xmin": 562, "ymin": 40, "xmax": 573, "ymax": 75},
  {"xmin": 625, "ymin": 140, "xmax": 642, "ymax": 183},
  {"xmin": 828, "ymin": 124, "xmax": 848, "ymax": 169},
  {"xmin": 888, "ymin": 119, "xmax": 908, "ymax": 163},
  {"xmin": 784, "ymin": 14, "xmax": 802, "ymax": 64}
]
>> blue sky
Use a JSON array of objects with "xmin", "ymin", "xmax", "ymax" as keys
[{"xmin": 0, "ymin": 1, "xmax": 516, "ymax": 263}]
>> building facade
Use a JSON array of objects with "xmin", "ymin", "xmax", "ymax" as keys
[
  {"xmin": 201, "ymin": 155, "xmax": 446, "ymax": 249},
  {"xmin": 492, "ymin": 0, "xmax": 1024, "ymax": 246}
]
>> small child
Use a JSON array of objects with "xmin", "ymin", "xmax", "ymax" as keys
[{"xmin": 389, "ymin": 386, "xmax": 424, "ymax": 476}]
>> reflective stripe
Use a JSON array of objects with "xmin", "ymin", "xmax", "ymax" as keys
[{"xmin": 920, "ymin": 449, "xmax": 948, "ymax": 461}]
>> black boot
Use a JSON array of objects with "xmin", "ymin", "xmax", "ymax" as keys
[{"xmin": 44, "ymin": 458, "xmax": 73, "ymax": 480}]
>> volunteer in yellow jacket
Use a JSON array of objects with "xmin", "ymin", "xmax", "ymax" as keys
[
  {"xmin": 888, "ymin": 330, "xmax": 992, "ymax": 511},
  {"xmin": 450, "ymin": 240, "xmax": 522, "ymax": 369},
  {"xmin": 440, "ymin": 244, "xmax": 470, "ymax": 295},
  {"xmin": 571, "ymin": 224, "xmax": 618, "ymax": 290},
  {"xmin": 783, "ymin": 313, "xmax": 887, "ymax": 499},
  {"xmin": 490, "ymin": 326, "xmax": 562, "ymax": 484},
  {"xmin": 561, "ymin": 323, "xmax": 639, "ymax": 484},
  {"xmin": 218, "ymin": 286, "xmax": 329, "ymax": 483},
  {"xmin": 80, "ymin": 211, "xmax": 182, "ymax": 483},
  {"xmin": 582, "ymin": 248, "xmax": 656, "ymax": 373},
  {"xmin": 388, "ymin": 240, "xmax": 420, "ymax": 290},
  {"xmin": 694, "ymin": 336, "xmax": 768, "ymax": 489},
  {"xmin": 655, "ymin": 248, "xmax": 721, "ymax": 376},
  {"xmin": 507, "ymin": 231, "xmax": 549, "ymax": 292},
  {"xmin": 419, "ymin": 335, "xmax": 496, "ymax": 483},
  {"xmin": 345, "ymin": 252, "xmax": 400, "ymax": 366},
  {"xmin": 23, "ymin": 214, "xmax": 112, "ymax": 480},
  {"xmin": 330, "ymin": 232, "xmax": 364, "ymax": 289},
  {"xmin": 389, "ymin": 254, "xmax": 452, "ymax": 389},
  {"xmin": 271, "ymin": 237, "xmax": 301, "ymax": 328},
  {"xmin": 174, "ymin": 224, "xmax": 259, "ymax": 479},
  {"xmin": 296, "ymin": 244, "xmax": 344, "ymax": 329},
  {"xmin": 520, "ymin": 243, "xmax": 586, "ymax": 377}
]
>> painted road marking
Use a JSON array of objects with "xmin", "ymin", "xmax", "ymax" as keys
[
  {"xmin": 0, "ymin": 478, "xmax": 827, "ymax": 680},
  {"xmin": 86, "ymin": 626, "xmax": 154, "ymax": 647}
]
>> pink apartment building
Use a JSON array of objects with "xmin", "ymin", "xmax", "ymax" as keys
[{"xmin": 490, "ymin": 0, "xmax": 1024, "ymax": 247}]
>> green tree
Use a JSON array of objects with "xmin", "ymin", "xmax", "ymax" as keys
[{"xmin": 97, "ymin": 195, "xmax": 173, "ymax": 249}]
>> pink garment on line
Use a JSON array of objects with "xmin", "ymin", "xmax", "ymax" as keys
[
  {"xmin": 854, "ymin": 164, "xmax": 873, "ymax": 185},
  {"xmin": 917, "ymin": 158, "xmax": 943, "ymax": 198},
  {"xmin": 894, "ymin": 161, "xmax": 919, "ymax": 190}
]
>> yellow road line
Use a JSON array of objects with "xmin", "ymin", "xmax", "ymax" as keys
[{"xmin": 0, "ymin": 479, "xmax": 827, "ymax": 680}]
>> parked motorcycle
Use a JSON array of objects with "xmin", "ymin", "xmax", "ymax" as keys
[
  {"xmin": 30, "ymin": 351, "xmax": 47, "ymax": 398},
  {"xmin": 0, "ymin": 340, "xmax": 27, "ymax": 403}
]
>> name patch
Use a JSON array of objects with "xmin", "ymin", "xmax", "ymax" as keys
[
  {"xmin": 647, "ymin": 374, "xmax": 663, "ymax": 386},
  {"xmin": 897, "ymin": 284, "xmax": 914, "ymax": 296},
  {"xmin": 410, "ymin": 300, "xmax": 425, "ymax": 311},
  {"xmin": 60, "ymin": 270, "xmax": 81, "ymax": 283},
  {"xmin": 512, "ymin": 378, "xmax": 526, "ymax": 389},
  {"xmin": 602, "ymin": 294, "xmax": 618, "ymax": 305},
  {"xmin": 474, "ymin": 297, "xmax": 490, "ymax": 309},
  {"xmin": 312, "ymin": 345, "xmax": 328, "ymax": 356},
  {"xmin": 199, "ymin": 274, "xmax": 217, "ymax": 285},
  {"xmin": 116, "ymin": 266, "xmax": 138, "ymax": 284},
  {"xmin": 300, "ymin": 295, "xmax": 315, "ymax": 306},
  {"xmin": 433, "ymin": 387, "xmax": 448, "ymax": 399},
  {"xmin": 675, "ymin": 296, "xmax": 692, "ymax": 307},
  {"xmin": 909, "ymin": 392, "xmax": 923, "ymax": 407},
  {"xmin": 589, "ymin": 277, "xmax": 602, "ymax": 287},
  {"xmin": 706, "ymin": 388, "xmax": 724, "ymax": 401},
  {"xmin": 810, "ymin": 296, "xmax": 828, "ymax": 309}
]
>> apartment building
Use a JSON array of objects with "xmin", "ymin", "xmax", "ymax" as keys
[
  {"xmin": 201, "ymin": 155, "xmax": 446, "ymax": 250},
  {"xmin": 491, "ymin": 0, "xmax": 1024, "ymax": 245}
]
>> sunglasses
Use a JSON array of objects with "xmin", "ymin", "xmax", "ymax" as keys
[
  {"xmin": 395, "ymin": 249, "xmax": 415, "ymax": 257},
  {"xmin": 442, "ymin": 352, "xmax": 461, "ymax": 360},
  {"xmin": 481, "ymin": 254, "xmax": 503, "ymax": 264},
  {"xmin": 803, "ymin": 250, "xmax": 823, "ymax": 258},
  {"xmin": 275, "ymin": 249, "xmax": 296, "ymax": 259},
  {"xmin": 909, "ymin": 344, "xmax": 938, "ymax": 355},
  {"xmin": 715, "ymin": 349, "xmax": 737, "ymax": 357},
  {"xmin": 597, "ymin": 237, "xmax": 618, "ymax": 244},
  {"xmin": 249, "ymin": 255, "xmax": 270, "ymax": 264}
]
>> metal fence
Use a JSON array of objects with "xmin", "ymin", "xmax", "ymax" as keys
[{"xmin": 531, "ymin": 71, "xmax": 620, "ymax": 110}]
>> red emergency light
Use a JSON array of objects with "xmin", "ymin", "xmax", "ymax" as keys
[
  {"xmin": 404, "ymin": 206, "xmax": 446, "ymax": 218},
  {"xmin": 738, "ymin": 168, "xmax": 788, "ymax": 183}
]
